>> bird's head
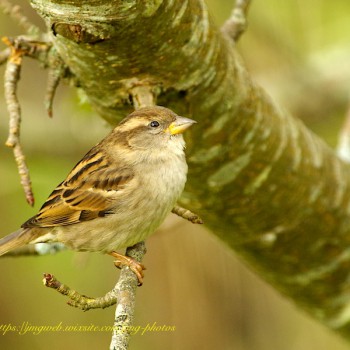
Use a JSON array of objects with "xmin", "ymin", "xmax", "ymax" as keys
[{"xmin": 116, "ymin": 106, "xmax": 196, "ymax": 152}]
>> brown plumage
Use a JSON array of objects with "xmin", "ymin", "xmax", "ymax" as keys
[{"xmin": 23, "ymin": 153, "xmax": 133, "ymax": 227}]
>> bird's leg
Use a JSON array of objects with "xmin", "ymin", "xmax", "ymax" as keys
[
  {"xmin": 171, "ymin": 205, "xmax": 203, "ymax": 224},
  {"xmin": 109, "ymin": 251, "xmax": 146, "ymax": 286}
]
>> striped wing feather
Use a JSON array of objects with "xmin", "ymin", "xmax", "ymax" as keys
[{"xmin": 22, "ymin": 149, "xmax": 133, "ymax": 228}]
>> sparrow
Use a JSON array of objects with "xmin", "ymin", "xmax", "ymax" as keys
[{"xmin": 0, "ymin": 106, "xmax": 196, "ymax": 284}]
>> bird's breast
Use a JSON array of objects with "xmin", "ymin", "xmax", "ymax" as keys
[{"xmin": 52, "ymin": 154, "xmax": 187, "ymax": 252}]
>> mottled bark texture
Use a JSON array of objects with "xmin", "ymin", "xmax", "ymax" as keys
[{"xmin": 30, "ymin": 0, "xmax": 350, "ymax": 339}]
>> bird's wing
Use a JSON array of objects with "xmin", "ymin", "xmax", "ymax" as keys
[{"xmin": 22, "ymin": 149, "xmax": 134, "ymax": 228}]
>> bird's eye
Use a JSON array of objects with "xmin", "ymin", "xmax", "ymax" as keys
[{"xmin": 149, "ymin": 121, "xmax": 160, "ymax": 128}]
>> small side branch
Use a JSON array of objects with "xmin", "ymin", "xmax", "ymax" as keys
[
  {"xmin": 221, "ymin": 0, "xmax": 252, "ymax": 42},
  {"xmin": 43, "ymin": 273, "xmax": 117, "ymax": 310},
  {"xmin": 172, "ymin": 205, "xmax": 203, "ymax": 224},
  {"xmin": 2, "ymin": 37, "xmax": 52, "ymax": 205},
  {"xmin": 42, "ymin": 242, "xmax": 146, "ymax": 317},
  {"xmin": 45, "ymin": 52, "xmax": 66, "ymax": 117},
  {"xmin": 3, "ymin": 37, "xmax": 34, "ymax": 206}
]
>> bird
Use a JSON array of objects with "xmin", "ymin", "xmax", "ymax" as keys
[{"xmin": 0, "ymin": 106, "xmax": 196, "ymax": 285}]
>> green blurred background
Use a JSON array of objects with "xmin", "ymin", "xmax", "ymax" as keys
[{"xmin": 0, "ymin": 1, "xmax": 350, "ymax": 349}]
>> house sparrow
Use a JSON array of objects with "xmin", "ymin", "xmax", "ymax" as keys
[{"xmin": 0, "ymin": 106, "xmax": 196, "ymax": 284}]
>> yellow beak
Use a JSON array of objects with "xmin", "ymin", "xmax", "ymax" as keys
[{"xmin": 166, "ymin": 116, "xmax": 197, "ymax": 135}]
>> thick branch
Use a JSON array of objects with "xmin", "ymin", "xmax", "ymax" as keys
[{"xmin": 4, "ymin": 0, "xmax": 350, "ymax": 341}]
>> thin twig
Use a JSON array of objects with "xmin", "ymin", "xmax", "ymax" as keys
[
  {"xmin": 0, "ymin": 0, "xmax": 41, "ymax": 37},
  {"xmin": 221, "ymin": 0, "xmax": 252, "ymax": 42},
  {"xmin": 3, "ymin": 37, "xmax": 34, "ymax": 206},
  {"xmin": 110, "ymin": 242, "xmax": 147, "ymax": 350},
  {"xmin": 43, "ymin": 273, "xmax": 118, "ymax": 310},
  {"xmin": 45, "ymin": 54, "xmax": 66, "ymax": 117},
  {"xmin": 45, "ymin": 70, "xmax": 61, "ymax": 118},
  {"xmin": 172, "ymin": 205, "xmax": 203, "ymax": 224},
  {"xmin": 12, "ymin": 144, "xmax": 34, "ymax": 205},
  {"xmin": 42, "ymin": 243, "xmax": 146, "ymax": 314},
  {"xmin": 2, "ymin": 37, "xmax": 52, "ymax": 205},
  {"xmin": 3, "ymin": 37, "xmax": 51, "ymax": 63}
]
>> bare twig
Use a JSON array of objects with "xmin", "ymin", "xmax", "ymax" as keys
[
  {"xmin": 221, "ymin": 0, "xmax": 252, "ymax": 42},
  {"xmin": 337, "ymin": 103, "xmax": 350, "ymax": 163},
  {"xmin": 172, "ymin": 205, "xmax": 203, "ymax": 224},
  {"xmin": 45, "ymin": 71, "xmax": 61, "ymax": 118},
  {"xmin": 43, "ymin": 273, "xmax": 118, "ymax": 310},
  {"xmin": 110, "ymin": 242, "xmax": 146, "ymax": 350},
  {"xmin": 2, "ymin": 37, "xmax": 52, "ymax": 205},
  {"xmin": 0, "ymin": 0, "xmax": 41, "ymax": 37},
  {"xmin": 3, "ymin": 37, "xmax": 51, "ymax": 63},
  {"xmin": 43, "ymin": 242, "xmax": 146, "ymax": 318},
  {"xmin": 12, "ymin": 144, "xmax": 34, "ymax": 205},
  {"xmin": 3, "ymin": 37, "xmax": 34, "ymax": 206},
  {"xmin": 45, "ymin": 53, "xmax": 66, "ymax": 117}
]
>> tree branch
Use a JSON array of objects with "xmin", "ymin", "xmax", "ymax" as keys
[
  {"xmin": 2, "ymin": 36, "xmax": 53, "ymax": 205},
  {"xmin": 3, "ymin": 37, "xmax": 34, "ymax": 206},
  {"xmin": 43, "ymin": 273, "xmax": 118, "ymax": 310},
  {"xmin": 171, "ymin": 205, "xmax": 203, "ymax": 224},
  {"xmin": 2, "ymin": 0, "xmax": 350, "ymax": 343},
  {"xmin": 28, "ymin": 0, "xmax": 350, "ymax": 339},
  {"xmin": 109, "ymin": 242, "xmax": 147, "ymax": 350},
  {"xmin": 44, "ymin": 51, "xmax": 66, "ymax": 117},
  {"xmin": 43, "ymin": 242, "xmax": 146, "ymax": 349},
  {"xmin": 221, "ymin": 0, "xmax": 252, "ymax": 41}
]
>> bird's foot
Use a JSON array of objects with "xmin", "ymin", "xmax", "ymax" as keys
[{"xmin": 109, "ymin": 251, "xmax": 146, "ymax": 286}]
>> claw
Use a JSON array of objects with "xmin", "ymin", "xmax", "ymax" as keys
[{"xmin": 109, "ymin": 251, "xmax": 146, "ymax": 286}]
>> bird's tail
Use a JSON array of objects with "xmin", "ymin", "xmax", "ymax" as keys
[{"xmin": 0, "ymin": 229, "xmax": 33, "ymax": 256}]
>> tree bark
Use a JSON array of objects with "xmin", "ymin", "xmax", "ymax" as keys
[{"xmin": 25, "ymin": 0, "xmax": 350, "ymax": 340}]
